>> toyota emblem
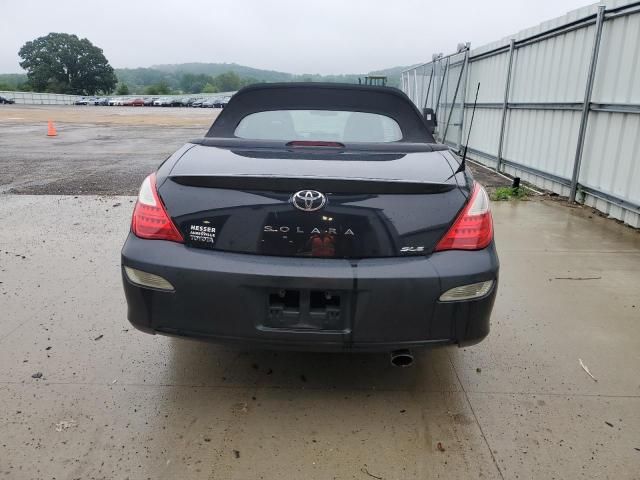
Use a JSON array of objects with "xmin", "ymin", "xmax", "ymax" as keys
[{"xmin": 292, "ymin": 190, "xmax": 327, "ymax": 212}]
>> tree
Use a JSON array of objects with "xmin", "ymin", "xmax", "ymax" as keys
[
  {"xmin": 240, "ymin": 77, "xmax": 260, "ymax": 88},
  {"xmin": 201, "ymin": 83, "xmax": 218, "ymax": 93},
  {"xmin": 18, "ymin": 33, "xmax": 117, "ymax": 95},
  {"xmin": 155, "ymin": 81, "xmax": 171, "ymax": 95},
  {"xmin": 116, "ymin": 83, "xmax": 129, "ymax": 95},
  {"xmin": 180, "ymin": 73, "xmax": 213, "ymax": 94},
  {"xmin": 143, "ymin": 81, "xmax": 171, "ymax": 95},
  {"xmin": 213, "ymin": 71, "xmax": 241, "ymax": 92}
]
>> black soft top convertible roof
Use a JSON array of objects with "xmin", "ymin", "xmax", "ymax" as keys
[{"xmin": 205, "ymin": 82, "xmax": 435, "ymax": 143}]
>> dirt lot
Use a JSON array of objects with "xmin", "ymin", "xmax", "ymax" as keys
[
  {"xmin": 0, "ymin": 103, "xmax": 218, "ymax": 126},
  {"xmin": 0, "ymin": 105, "xmax": 219, "ymax": 195},
  {"xmin": 1, "ymin": 105, "xmax": 639, "ymax": 479}
]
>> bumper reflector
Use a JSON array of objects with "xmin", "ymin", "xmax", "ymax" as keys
[
  {"xmin": 124, "ymin": 266, "xmax": 174, "ymax": 291},
  {"xmin": 439, "ymin": 280, "xmax": 494, "ymax": 302}
]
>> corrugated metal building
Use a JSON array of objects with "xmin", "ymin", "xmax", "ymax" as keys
[{"xmin": 401, "ymin": 0, "xmax": 640, "ymax": 228}]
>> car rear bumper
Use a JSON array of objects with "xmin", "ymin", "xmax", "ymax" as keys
[{"xmin": 121, "ymin": 234, "xmax": 499, "ymax": 352}]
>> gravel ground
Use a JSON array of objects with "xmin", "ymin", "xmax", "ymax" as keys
[{"xmin": 0, "ymin": 105, "xmax": 218, "ymax": 195}]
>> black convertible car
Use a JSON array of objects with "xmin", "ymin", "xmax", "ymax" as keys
[{"xmin": 121, "ymin": 83, "xmax": 498, "ymax": 366}]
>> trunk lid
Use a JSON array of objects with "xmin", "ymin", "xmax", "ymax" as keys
[{"xmin": 158, "ymin": 144, "xmax": 468, "ymax": 258}]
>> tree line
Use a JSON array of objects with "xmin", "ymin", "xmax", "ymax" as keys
[
  {"xmin": 1, "ymin": 33, "xmax": 401, "ymax": 95},
  {"xmin": 5, "ymin": 33, "xmax": 259, "ymax": 95},
  {"xmin": 111, "ymin": 71, "xmax": 253, "ymax": 96},
  {"xmin": 1, "ymin": 69, "xmax": 255, "ymax": 95},
  {"xmin": 0, "ymin": 33, "xmax": 258, "ymax": 95}
]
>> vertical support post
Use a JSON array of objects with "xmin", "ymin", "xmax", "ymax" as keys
[
  {"xmin": 457, "ymin": 48, "xmax": 471, "ymax": 152},
  {"xmin": 423, "ymin": 63, "xmax": 435, "ymax": 110},
  {"xmin": 413, "ymin": 69, "xmax": 418, "ymax": 104},
  {"xmin": 420, "ymin": 65, "xmax": 427, "ymax": 109},
  {"xmin": 570, "ymin": 5, "xmax": 606, "ymax": 202},
  {"xmin": 434, "ymin": 57, "xmax": 450, "ymax": 119},
  {"xmin": 496, "ymin": 39, "xmax": 516, "ymax": 172},
  {"xmin": 443, "ymin": 50, "xmax": 468, "ymax": 145}
]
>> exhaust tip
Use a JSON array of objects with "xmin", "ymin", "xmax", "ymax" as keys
[{"xmin": 390, "ymin": 349, "xmax": 414, "ymax": 368}]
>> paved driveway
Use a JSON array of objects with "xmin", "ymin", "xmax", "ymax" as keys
[{"xmin": 1, "ymin": 194, "xmax": 639, "ymax": 479}]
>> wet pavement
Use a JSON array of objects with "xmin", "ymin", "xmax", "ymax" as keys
[
  {"xmin": 1, "ymin": 105, "xmax": 639, "ymax": 479},
  {"xmin": 0, "ymin": 195, "xmax": 639, "ymax": 479}
]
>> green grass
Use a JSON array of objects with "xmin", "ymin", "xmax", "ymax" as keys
[{"xmin": 492, "ymin": 186, "xmax": 529, "ymax": 201}]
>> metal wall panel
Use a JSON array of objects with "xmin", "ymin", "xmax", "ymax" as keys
[
  {"xmin": 503, "ymin": 109, "xmax": 581, "ymax": 179},
  {"xmin": 466, "ymin": 109, "xmax": 503, "ymax": 160},
  {"xmin": 0, "ymin": 91, "xmax": 237, "ymax": 105},
  {"xmin": 592, "ymin": 10, "xmax": 640, "ymax": 103},
  {"xmin": 509, "ymin": 26, "xmax": 595, "ymax": 103},
  {"xmin": 1, "ymin": 91, "xmax": 80, "ymax": 105},
  {"xmin": 580, "ymin": 111, "xmax": 640, "ymax": 204},
  {"xmin": 467, "ymin": 51, "xmax": 510, "ymax": 103}
]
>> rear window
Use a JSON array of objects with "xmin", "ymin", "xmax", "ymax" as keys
[{"xmin": 234, "ymin": 110, "xmax": 403, "ymax": 143}]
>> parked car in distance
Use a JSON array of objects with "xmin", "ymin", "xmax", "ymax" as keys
[
  {"xmin": 121, "ymin": 83, "xmax": 499, "ymax": 367},
  {"xmin": 190, "ymin": 98, "xmax": 205, "ymax": 107},
  {"xmin": 153, "ymin": 97, "xmax": 173, "ymax": 107},
  {"xmin": 143, "ymin": 97, "xmax": 158, "ymax": 106},
  {"xmin": 108, "ymin": 97, "xmax": 125, "ymax": 106},
  {"xmin": 0, "ymin": 95, "xmax": 15, "ymax": 104},
  {"xmin": 201, "ymin": 97, "xmax": 216, "ymax": 108},
  {"xmin": 94, "ymin": 97, "xmax": 110, "ymax": 106},
  {"xmin": 124, "ymin": 97, "xmax": 144, "ymax": 107},
  {"xmin": 213, "ymin": 96, "xmax": 231, "ymax": 108},
  {"xmin": 182, "ymin": 97, "xmax": 199, "ymax": 107},
  {"xmin": 74, "ymin": 97, "xmax": 97, "ymax": 105}
]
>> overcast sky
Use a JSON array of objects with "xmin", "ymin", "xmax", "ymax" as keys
[{"xmin": 1, "ymin": 0, "xmax": 593, "ymax": 74}]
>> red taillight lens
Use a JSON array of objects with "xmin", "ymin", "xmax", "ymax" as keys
[
  {"xmin": 435, "ymin": 182, "xmax": 493, "ymax": 252},
  {"xmin": 131, "ymin": 173, "xmax": 183, "ymax": 242}
]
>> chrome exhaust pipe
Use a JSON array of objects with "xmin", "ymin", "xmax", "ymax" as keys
[{"xmin": 390, "ymin": 349, "xmax": 414, "ymax": 367}]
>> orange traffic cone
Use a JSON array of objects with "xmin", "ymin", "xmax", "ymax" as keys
[{"xmin": 47, "ymin": 120, "xmax": 57, "ymax": 137}]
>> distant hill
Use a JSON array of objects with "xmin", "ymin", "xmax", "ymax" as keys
[
  {"xmin": 140, "ymin": 62, "xmax": 407, "ymax": 88},
  {"xmin": 151, "ymin": 62, "xmax": 295, "ymax": 82},
  {"xmin": 1, "ymin": 62, "xmax": 410, "ymax": 94}
]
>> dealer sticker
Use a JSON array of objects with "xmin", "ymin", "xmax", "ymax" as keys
[{"xmin": 189, "ymin": 224, "xmax": 216, "ymax": 244}]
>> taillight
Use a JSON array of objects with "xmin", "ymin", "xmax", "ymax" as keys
[
  {"xmin": 131, "ymin": 173, "xmax": 183, "ymax": 242},
  {"xmin": 435, "ymin": 182, "xmax": 493, "ymax": 251}
]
